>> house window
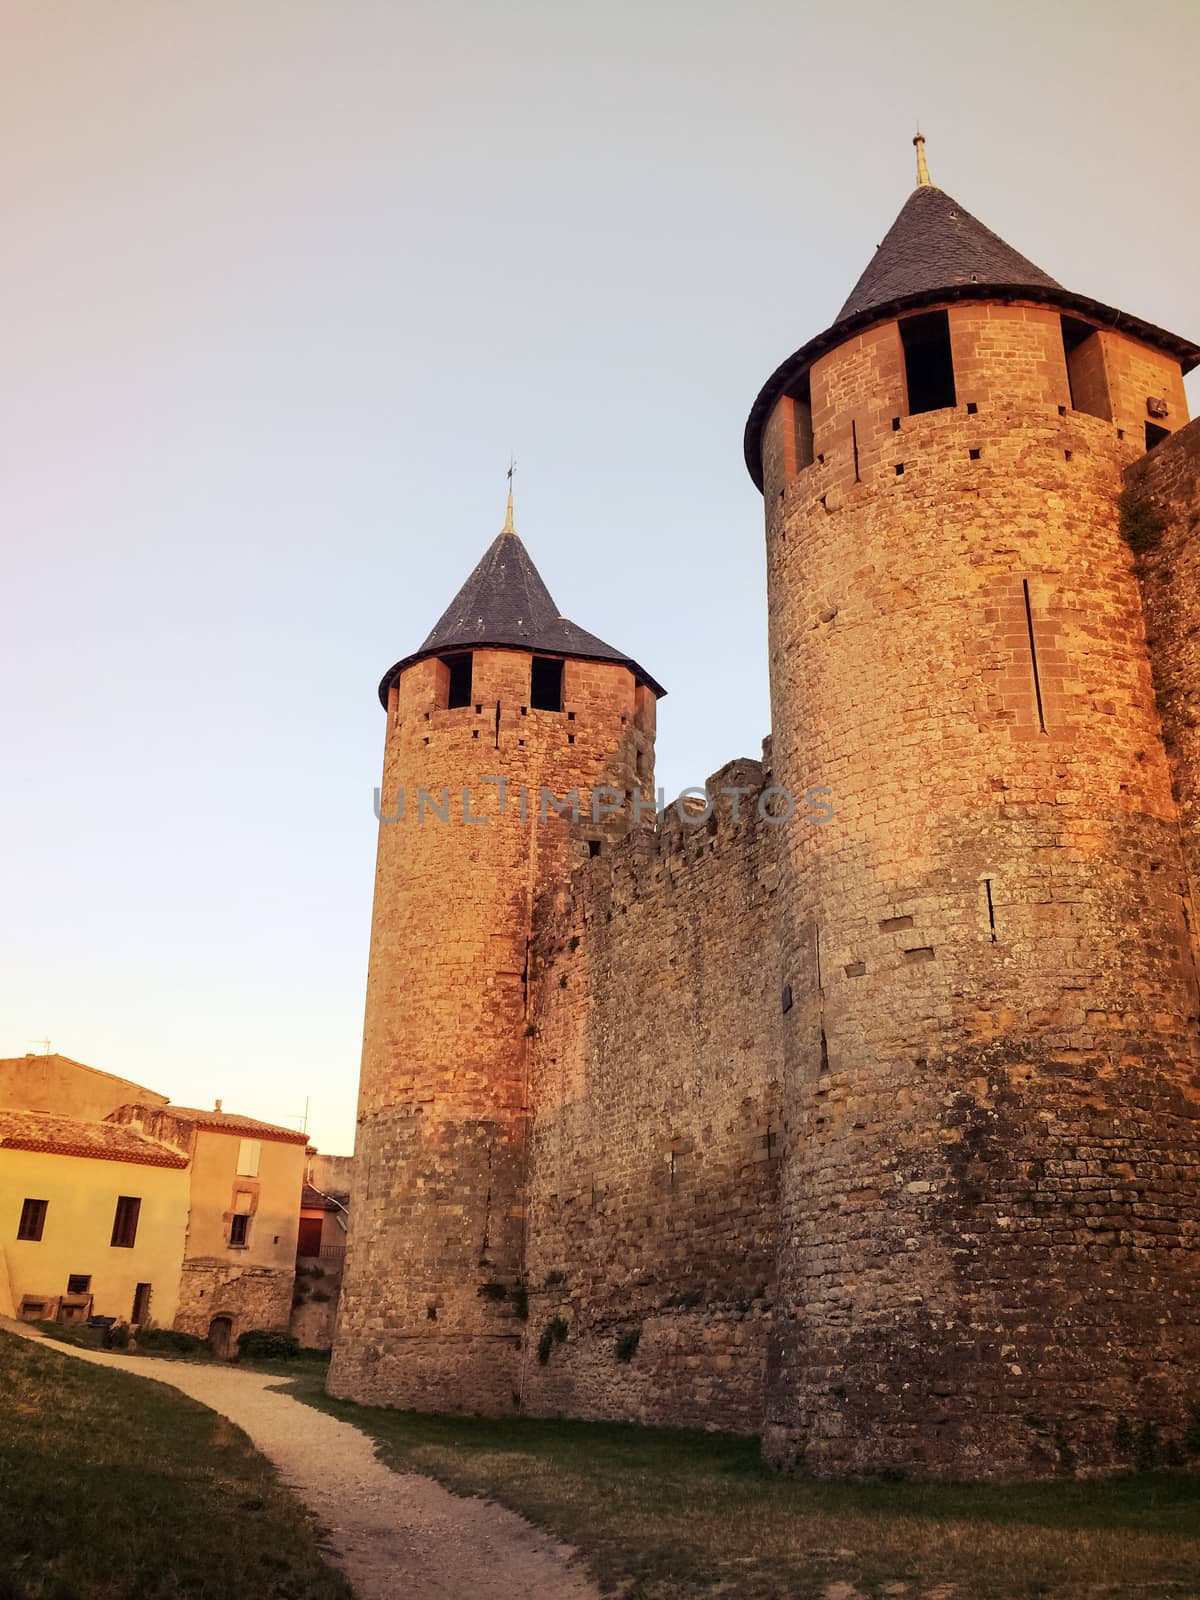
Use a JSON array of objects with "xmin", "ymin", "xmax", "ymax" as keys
[
  {"xmin": 17, "ymin": 1198, "xmax": 48, "ymax": 1241},
  {"xmin": 530, "ymin": 656, "xmax": 564, "ymax": 712},
  {"xmin": 66, "ymin": 1274, "xmax": 91, "ymax": 1295},
  {"xmin": 131, "ymin": 1283, "xmax": 152, "ymax": 1324},
  {"xmin": 441, "ymin": 652, "xmax": 473, "ymax": 709},
  {"xmin": 236, "ymin": 1139, "xmax": 261, "ymax": 1177},
  {"xmin": 229, "ymin": 1213, "xmax": 251, "ymax": 1248},
  {"xmin": 110, "ymin": 1195, "xmax": 141, "ymax": 1249},
  {"xmin": 900, "ymin": 310, "xmax": 956, "ymax": 414}
]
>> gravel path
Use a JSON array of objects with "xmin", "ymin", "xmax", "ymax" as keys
[{"xmin": 4, "ymin": 1322, "xmax": 600, "ymax": 1600}]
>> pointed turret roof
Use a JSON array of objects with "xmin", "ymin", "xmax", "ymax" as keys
[
  {"xmin": 835, "ymin": 184, "xmax": 1061, "ymax": 323},
  {"xmin": 377, "ymin": 513, "xmax": 664, "ymax": 704},
  {"xmin": 743, "ymin": 142, "xmax": 1199, "ymax": 490}
]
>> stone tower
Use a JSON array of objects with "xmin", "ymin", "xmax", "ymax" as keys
[
  {"xmin": 328, "ymin": 499, "xmax": 662, "ymax": 1411},
  {"xmin": 746, "ymin": 140, "xmax": 1200, "ymax": 1477}
]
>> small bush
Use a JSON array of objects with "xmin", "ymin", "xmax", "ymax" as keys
[
  {"xmin": 615, "ymin": 1329, "xmax": 640, "ymax": 1364},
  {"xmin": 106, "ymin": 1321, "xmax": 131, "ymax": 1350},
  {"xmin": 1119, "ymin": 488, "xmax": 1166, "ymax": 556},
  {"xmin": 137, "ymin": 1327, "xmax": 206, "ymax": 1355},
  {"xmin": 236, "ymin": 1329, "xmax": 300, "ymax": 1361},
  {"xmin": 537, "ymin": 1317, "xmax": 569, "ymax": 1365}
]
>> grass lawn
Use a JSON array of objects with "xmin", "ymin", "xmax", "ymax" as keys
[
  {"xmin": 289, "ymin": 1372, "xmax": 1200, "ymax": 1600},
  {"xmin": 0, "ymin": 1330, "xmax": 352, "ymax": 1600}
]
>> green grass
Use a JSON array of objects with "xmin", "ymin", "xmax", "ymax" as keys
[
  {"xmin": 0, "ymin": 1330, "xmax": 352, "ymax": 1600},
  {"xmin": 288, "ymin": 1373, "xmax": 1200, "ymax": 1600}
]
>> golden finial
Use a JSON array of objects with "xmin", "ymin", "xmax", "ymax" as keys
[
  {"xmin": 502, "ymin": 456, "xmax": 515, "ymax": 533},
  {"xmin": 913, "ymin": 128, "xmax": 931, "ymax": 188}
]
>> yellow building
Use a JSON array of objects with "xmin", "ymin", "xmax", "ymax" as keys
[
  {"xmin": 108, "ymin": 1102, "xmax": 309, "ymax": 1351},
  {"xmin": 0, "ymin": 1110, "xmax": 189, "ymax": 1326}
]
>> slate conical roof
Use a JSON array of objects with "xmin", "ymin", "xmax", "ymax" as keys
[
  {"xmin": 377, "ymin": 520, "xmax": 665, "ymax": 704},
  {"xmin": 743, "ymin": 171, "xmax": 1200, "ymax": 490},
  {"xmin": 836, "ymin": 184, "xmax": 1061, "ymax": 322}
]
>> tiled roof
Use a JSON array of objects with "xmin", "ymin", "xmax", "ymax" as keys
[
  {"xmin": 301, "ymin": 1183, "xmax": 343, "ymax": 1211},
  {"xmin": 377, "ymin": 528, "xmax": 666, "ymax": 704},
  {"xmin": 0, "ymin": 1109, "xmax": 188, "ymax": 1169},
  {"xmin": 836, "ymin": 185, "xmax": 1061, "ymax": 321},
  {"xmin": 161, "ymin": 1106, "xmax": 310, "ymax": 1145}
]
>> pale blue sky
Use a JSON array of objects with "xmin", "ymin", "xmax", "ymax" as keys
[{"xmin": 3, "ymin": 0, "xmax": 1197, "ymax": 1153}]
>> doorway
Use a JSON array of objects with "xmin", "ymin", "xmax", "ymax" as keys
[{"xmin": 208, "ymin": 1315, "xmax": 234, "ymax": 1359}]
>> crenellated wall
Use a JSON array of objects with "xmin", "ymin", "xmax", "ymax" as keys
[{"xmin": 520, "ymin": 759, "xmax": 785, "ymax": 1433}]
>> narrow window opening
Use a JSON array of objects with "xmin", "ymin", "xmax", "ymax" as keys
[
  {"xmin": 984, "ymin": 878, "xmax": 997, "ymax": 942},
  {"xmin": 1022, "ymin": 579, "xmax": 1048, "ymax": 734},
  {"xmin": 475, "ymin": 703, "xmax": 482, "ymax": 714},
  {"xmin": 851, "ymin": 418, "xmax": 860, "ymax": 483},
  {"xmin": 1064, "ymin": 450, "xmax": 1073, "ymax": 461},
  {"xmin": 229, "ymin": 1213, "xmax": 250, "ymax": 1248},
  {"xmin": 110, "ymin": 1195, "xmax": 141, "ymax": 1249},
  {"xmin": 530, "ymin": 656, "xmax": 564, "ymax": 711},
  {"xmin": 966, "ymin": 401, "xmax": 978, "ymax": 415},
  {"xmin": 442, "ymin": 652, "xmax": 473, "ymax": 710},
  {"xmin": 567, "ymin": 733, "xmax": 575, "ymax": 744},
  {"xmin": 900, "ymin": 309, "xmax": 956, "ymax": 414},
  {"xmin": 781, "ymin": 984, "xmax": 793, "ymax": 1014},
  {"xmin": 1146, "ymin": 422, "xmax": 1170, "ymax": 451},
  {"xmin": 567, "ymin": 710, "xmax": 575, "ymax": 721},
  {"xmin": 892, "ymin": 416, "xmax": 901, "ymax": 431},
  {"xmin": 67, "ymin": 1274, "xmax": 91, "ymax": 1295},
  {"xmin": 131, "ymin": 1283, "xmax": 152, "ymax": 1323},
  {"xmin": 472, "ymin": 729, "xmax": 479, "ymax": 739},
  {"xmin": 791, "ymin": 378, "xmax": 814, "ymax": 470},
  {"xmin": 588, "ymin": 839, "xmax": 602, "ymax": 859},
  {"xmin": 895, "ymin": 463, "xmax": 905, "ymax": 476},
  {"xmin": 17, "ymin": 1198, "xmax": 47, "ymax": 1241}
]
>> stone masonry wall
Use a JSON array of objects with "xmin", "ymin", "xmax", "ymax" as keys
[
  {"xmin": 175, "ymin": 1260, "xmax": 294, "ymax": 1342},
  {"xmin": 329, "ymin": 645, "xmax": 656, "ymax": 1414},
  {"xmin": 1126, "ymin": 418, "xmax": 1200, "ymax": 947},
  {"xmin": 763, "ymin": 311, "xmax": 1200, "ymax": 1478},
  {"xmin": 521, "ymin": 760, "xmax": 784, "ymax": 1433}
]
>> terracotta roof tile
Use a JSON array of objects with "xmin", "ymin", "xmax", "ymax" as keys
[
  {"xmin": 161, "ymin": 1106, "xmax": 310, "ymax": 1144},
  {"xmin": 0, "ymin": 1109, "xmax": 188, "ymax": 1169}
]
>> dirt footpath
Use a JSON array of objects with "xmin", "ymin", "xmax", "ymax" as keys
[{"xmin": 4, "ymin": 1323, "xmax": 599, "ymax": 1600}]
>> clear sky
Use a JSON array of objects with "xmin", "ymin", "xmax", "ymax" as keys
[{"xmin": 3, "ymin": 0, "xmax": 1197, "ymax": 1154}]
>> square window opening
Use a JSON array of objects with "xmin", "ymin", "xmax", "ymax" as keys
[
  {"xmin": 530, "ymin": 656, "xmax": 564, "ymax": 712},
  {"xmin": 900, "ymin": 310, "xmax": 956, "ymax": 414},
  {"xmin": 1146, "ymin": 422, "xmax": 1170, "ymax": 451},
  {"xmin": 588, "ymin": 840, "xmax": 602, "ymax": 858},
  {"xmin": 67, "ymin": 1274, "xmax": 91, "ymax": 1295}
]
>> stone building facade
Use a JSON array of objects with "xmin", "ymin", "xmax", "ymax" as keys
[{"xmin": 330, "ymin": 151, "xmax": 1200, "ymax": 1479}]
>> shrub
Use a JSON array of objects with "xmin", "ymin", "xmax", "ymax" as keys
[
  {"xmin": 236, "ymin": 1329, "xmax": 300, "ymax": 1361},
  {"xmin": 106, "ymin": 1321, "xmax": 131, "ymax": 1350},
  {"xmin": 137, "ymin": 1327, "xmax": 206, "ymax": 1355},
  {"xmin": 1119, "ymin": 488, "xmax": 1165, "ymax": 556},
  {"xmin": 615, "ymin": 1329, "xmax": 640, "ymax": 1363},
  {"xmin": 537, "ymin": 1317, "xmax": 569, "ymax": 1365}
]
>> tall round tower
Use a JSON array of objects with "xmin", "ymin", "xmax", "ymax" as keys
[
  {"xmin": 746, "ymin": 141, "xmax": 1200, "ymax": 1477},
  {"xmin": 329, "ymin": 498, "xmax": 661, "ymax": 1412}
]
